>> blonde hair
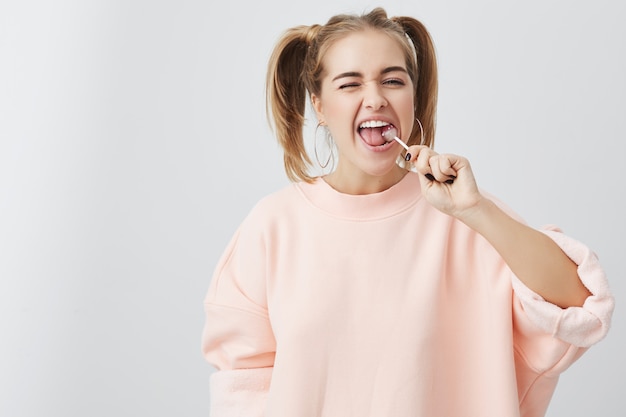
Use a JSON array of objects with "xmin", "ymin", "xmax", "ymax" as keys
[{"xmin": 266, "ymin": 7, "xmax": 438, "ymax": 182}]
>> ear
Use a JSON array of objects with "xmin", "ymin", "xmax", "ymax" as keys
[{"xmin": 311, "ymin": 94, "xmax": 324, "ymax": 122}]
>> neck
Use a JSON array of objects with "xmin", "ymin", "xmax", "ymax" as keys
[{"xmin": 323, "ymin": 165, "xmax": 408, "ymax": 195}]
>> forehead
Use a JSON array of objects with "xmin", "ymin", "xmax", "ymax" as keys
[{"xmin": 322, "ymin": 29, "xmax": 406, "ymax": 75}]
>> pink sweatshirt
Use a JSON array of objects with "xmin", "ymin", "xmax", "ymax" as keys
[{"xmin": 202, "ymin": 172, "xmax": 613, "ymax": 417}]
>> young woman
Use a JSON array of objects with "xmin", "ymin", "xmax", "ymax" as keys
[{"xmin": 201, "ymin": 8, "xmax": 614, "ymax": 417}]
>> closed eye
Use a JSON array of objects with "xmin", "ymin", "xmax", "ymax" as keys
[{"xmin": 383, "ymin": 78, "xmax": 405, "ymax": 86}]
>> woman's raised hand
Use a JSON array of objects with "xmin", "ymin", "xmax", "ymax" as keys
[{"xmin": 406, "ymin": 145, "xmax": 484, "ymax": 221}]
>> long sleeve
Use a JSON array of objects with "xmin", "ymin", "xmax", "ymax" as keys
[
  {"xmin": 483, "ymin": 191, "xmax": 614, "ymax": 349},
  {"xmin": 512, "ymin": 225, "xmax": 614, "ymax": 348},
  {"xmin": 202, "ymin": 219, "xmax": 276, "ymax": 417},
  {"xmin": 510, "ymin": 225, "xmax": 614, "ymax": 416}
]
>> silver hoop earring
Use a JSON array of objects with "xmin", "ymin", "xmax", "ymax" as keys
[
  {"xmin": 314, "ymin": 123, "xmax": 333, "ymax": 169},
  {"xmin": 415, "ymin": 117, "xmax": 425, "ymax": 145}
]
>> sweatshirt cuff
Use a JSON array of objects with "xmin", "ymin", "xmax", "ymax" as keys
[
  {"xmin": 209, "ymin": 367, "xmax": 272, "ymax": 417},
  {"xmin": 511, "ymin": 226, "xmax": 614, "ymax": 348}
]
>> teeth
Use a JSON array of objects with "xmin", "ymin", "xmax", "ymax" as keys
[{"xmin": 359, "ymin": 120, "xmax": 390, "ymax": 129}]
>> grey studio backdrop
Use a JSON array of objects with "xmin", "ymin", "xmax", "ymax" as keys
[{"xmin": 0, "ymin": 0, "xmax": 624, "ymax": 416}]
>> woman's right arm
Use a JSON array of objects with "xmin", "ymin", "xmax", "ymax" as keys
[{"xmin": 201, "ymin": 226, "xmax": 276, "ymax": 416}]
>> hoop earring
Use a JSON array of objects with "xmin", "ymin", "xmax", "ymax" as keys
[
  {"xmin": 314, "ymin": 123, "xmax": 333, "ymax": 169},
  {"xmin": 415, "ymin": 117, "xmax": 425, "ymax": 146}
]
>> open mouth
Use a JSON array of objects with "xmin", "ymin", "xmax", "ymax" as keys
[{"xmin": 358, "ymin": 120, "xmax": 396, "ymax": 149}]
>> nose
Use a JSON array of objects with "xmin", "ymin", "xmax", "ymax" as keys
[{"xmin": 362, "ymin": 84, "xmax": 388, "ymax": 110}]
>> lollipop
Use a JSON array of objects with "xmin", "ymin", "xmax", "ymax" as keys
[
  {"xmin": 384, "ymin": 123, "xmax": 455, "ymax": 183},
  {"xmin": 382, "ymin": 126, "xmax": 409, "ymax": 151}
]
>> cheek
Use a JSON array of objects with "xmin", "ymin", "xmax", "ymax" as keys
[
  {"xmin": 402, "ymin": 96, "xmax": 415, "ymax": 118},
  {"xmin": 324, "ymin": 100, "xmax": 357, "ymax": 130},
  {"xmin": 402, "ymin": 92, "xmax": 415, "ymax": 110}
]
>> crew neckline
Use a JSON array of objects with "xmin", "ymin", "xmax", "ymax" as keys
[{"xmin": 295, "ymin": 171, "xmax": 422, "ymax": 221}]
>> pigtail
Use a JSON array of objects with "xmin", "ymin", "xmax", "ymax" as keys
[
  {"xmin": 392, "ymin": 17, "xmax": 439, "ymax": 148},
  {"xmin": 266, "ymin": 26, "xmax": 318, "ymax": 182}
]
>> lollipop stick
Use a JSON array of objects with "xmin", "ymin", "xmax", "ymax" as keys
[
  {"xmin": 382, "ymin": 126, "xmax": 410, "ymax": 150},
  {"xmin": 391, "ymin": 136, "xmax": 410, "ymax": 151}
]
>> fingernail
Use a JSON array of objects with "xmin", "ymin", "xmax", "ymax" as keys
[
  {"xmin": 405, "ymin": 153, "xmax": 411, "ymax": 161},
  {"xmin": 425, "ymin": 173, "xmax": 435, "ymax": 181}
]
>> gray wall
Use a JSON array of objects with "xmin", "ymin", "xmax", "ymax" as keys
[{"xmin": 1, "ymin": 0, "xmax": 623, "ymax": 416}]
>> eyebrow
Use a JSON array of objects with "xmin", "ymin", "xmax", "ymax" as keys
[{"xmin": 331, "ymin": 66, "xmax": 408, "ymax": 82}]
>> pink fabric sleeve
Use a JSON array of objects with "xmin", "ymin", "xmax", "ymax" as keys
[
  {"xmin": 511, "ymin": 225, "xmax": 614, "ymax": 348},
  {"xmin": 209, "ymin": 368, "xmax": 272, "ymax": 417},
  {"xmin": 201, "ymin": 224, "xmax": 276, "ymax": 416}
]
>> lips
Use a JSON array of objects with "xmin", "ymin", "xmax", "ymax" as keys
[{"xmin": 358, "ymin": 120, "xmax": 396, "ymax": 147}]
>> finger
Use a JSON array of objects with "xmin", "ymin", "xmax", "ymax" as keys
[
  {"xmin": 404, "ymin": 145, "xmax": 427, "ymax": 164},
  {"xmin": 430, "ymin": 154, "xmax": 458, "ymax": 183},
  {"xmin": 413, "ymin": 147, "xmax": 437, "ymax": 178}
]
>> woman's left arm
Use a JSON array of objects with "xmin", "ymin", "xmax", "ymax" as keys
[
  {"xmin": 460, "ymin": 197, "xmax": 591, "ymax": 308},
  {"xmin": 408, "ymin": 145, "xmax": 591, "ymax": 308}
]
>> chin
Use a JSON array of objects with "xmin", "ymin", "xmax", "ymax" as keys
[{"xmin": 363, "ymin": 160, "xmax": 404, "ymax": 178}]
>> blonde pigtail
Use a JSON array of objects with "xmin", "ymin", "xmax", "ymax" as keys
[{"xmin": 266, "ymin": 26, "xmax": 318, "ymax": 182}]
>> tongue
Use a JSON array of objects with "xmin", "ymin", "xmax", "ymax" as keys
[{"xmin": 360, "ymin": 127, "xmax": 386, "ymax": 146}]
